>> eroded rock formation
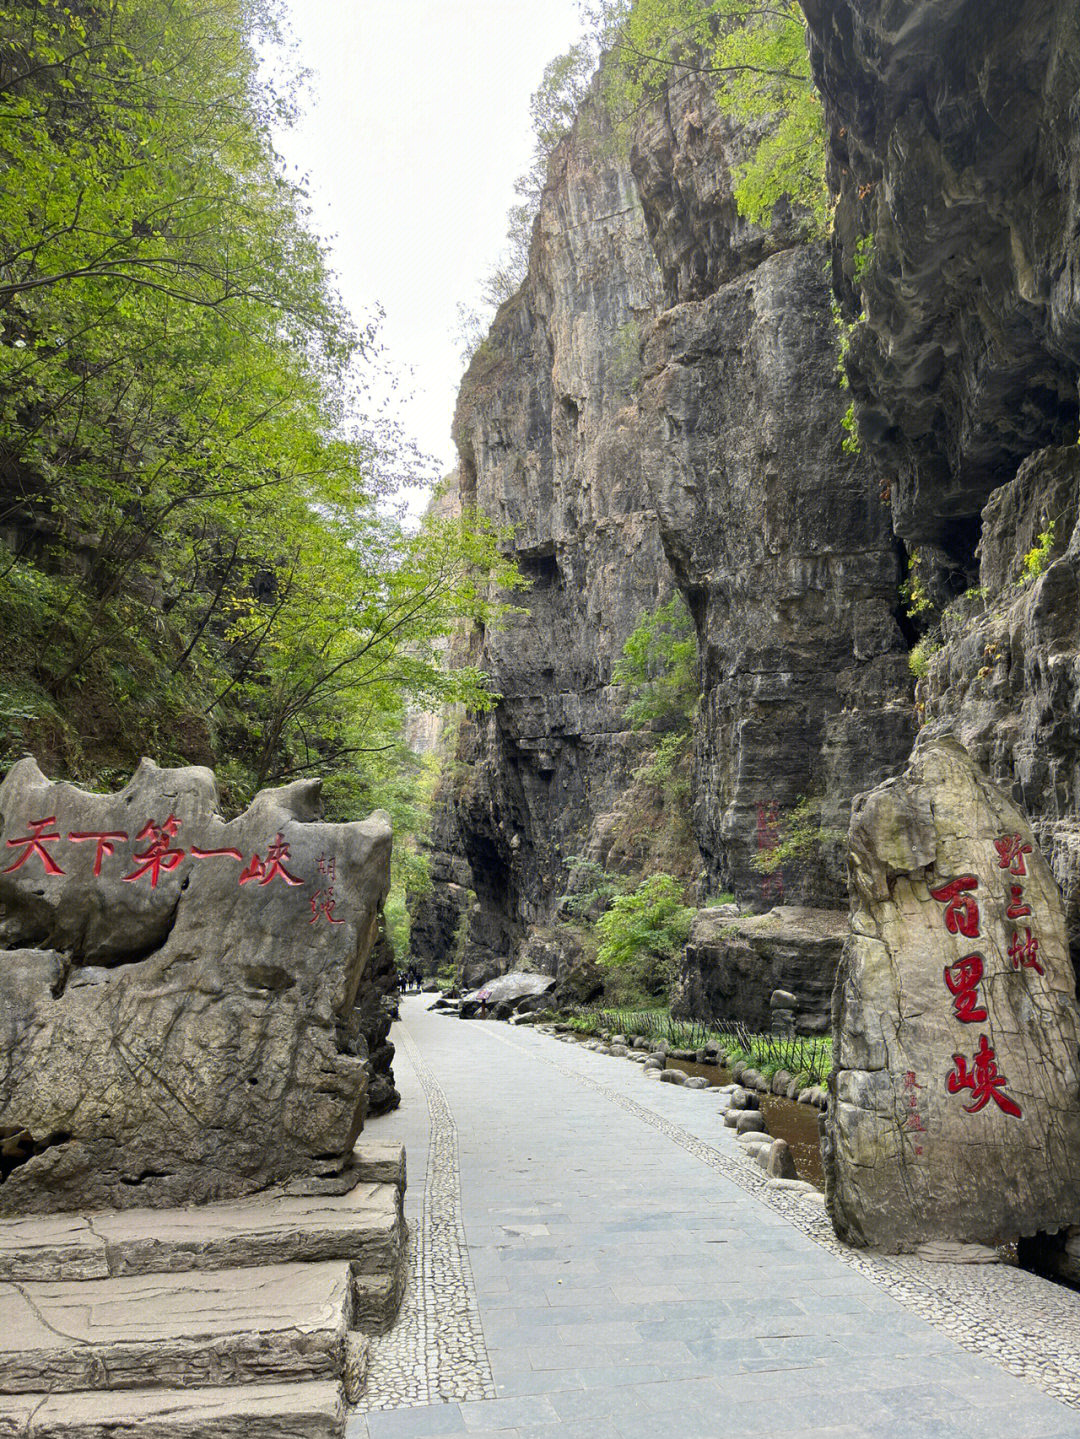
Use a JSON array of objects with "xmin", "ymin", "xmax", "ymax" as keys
[
  {"xmin": 414, "ymin": 69, "xmax": 913, "ymax": 982},
  {"xmin": 828, "ymin": 736, "xmax": 1080, "ymax": 1250},
  {"xmin": 675, "ymin": 906, "xmax": 847, "ymax": 1033},
  {"xmin": 0, "ymin": 757, "xmax": 392, "ymax": 1214},
  {"xmin": 803, "ymin": 0, "xmax": 1080, "ymax": 555},
  {"xmin": 802, "ymin": 0, "xmax": 1080, "ymax": 960}
]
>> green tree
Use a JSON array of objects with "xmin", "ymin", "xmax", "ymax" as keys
[
  {"xmin": 595, "ymin": 872, "xmax": 694, "ymax": 992},
  {"xmin": 0, "ymin": 0, "xmax": 523, "ymax": 808},
  {"xmin": 583, "ymin": 0, "xmax": 826, "ymax": 233},
  {"xmin": 613, "ymin": 595, "xmax": 697, "ymax": 729}
]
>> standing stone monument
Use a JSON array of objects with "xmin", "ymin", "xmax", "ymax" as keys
[
  {"xmin": 827, "ymin": 734, "xmax": 1080, "ymax": 1251},
  {"xmin": 0, "ymin": 756, "xmax": 392, "ymax": 1215}
]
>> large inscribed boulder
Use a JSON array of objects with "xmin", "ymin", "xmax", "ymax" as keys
[
  {"xmin": 0, "ymin": 757, "xmax": 392, "ymax": 1215},
  {"xmin": 827, "ymin": 735, "xmax": 1080, "ymax": 1250}
]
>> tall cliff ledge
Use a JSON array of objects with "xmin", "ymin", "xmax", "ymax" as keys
[
  {"xmin": 803, "ymin": 0, "xmax": 1080, "ymax": 950},
  {"xmin": 413, "ymin": 65, "xmax": 914, "ymax": 985}
]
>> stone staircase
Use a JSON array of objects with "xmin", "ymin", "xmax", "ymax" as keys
[{"xmin": 0, "ymin": 1141, "xmax": 406, "ymax": 1437}]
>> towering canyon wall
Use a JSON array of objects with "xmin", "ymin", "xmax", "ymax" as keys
[
  {"xmin": 413, "ymin": 69, "xmax": 915, "ymax": 983},
  {"xmin": 802, "ymin": 0, "xmax": 1080, "ymax": 957}
]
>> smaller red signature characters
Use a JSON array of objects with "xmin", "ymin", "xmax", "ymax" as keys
[
  {"xmin": 69, "ymin": 829, "xmax": 129, "ymax": 877},
  {"xmin": 929, "ymin": 875, "xmax": 981, "ymax": 938},
  {"xmin": 3, "ymin": 816, "xmax": 66, "ymax": 875},
  {"xmin": 942, "ymin": 954, "xmax": 989, "ymax": 1024},
  {"xmin": 994, "ymin": 834, "xmax": 1033, "ymax": 877},
  {"xmin": 1006, "ymin": 884, "xmax": 1031, "ymax": 920},
  {"xmin": 310, "ymin": 889, "xmax": 345, "ymax": 925},
  {"xmin": 902, "ymin": 1071, "xmax": 926, "ymax": 1155},
  {"xmin": 122, "ymin": 815, "xmax": 185, "ymax": 887},
  {"xmin": 1007, "ymin": 927, "xmax": 1044, "ymax": 976},
  {"xmin": 239, "ymin": 832, "xmax": 302, "ymax": 887},
  {"xmin": 946, "ymin": 1035, "xmax": 1022, "ymax": 1118}
]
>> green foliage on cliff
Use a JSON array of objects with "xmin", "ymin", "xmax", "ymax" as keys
[
  {"xmin": 595, "ymin": 872, "xmax": 695, "ymax": 992},
  {"xmin": 585, "ymin": 0, "xmax": 827, "ymax": 232},
  {"xmin": 1023, "ymin": 520, "xmax": 1056, "ymax": 581},
  {"xmin": 0, "ymin": 0, "xmax": 522, "ymax": 843},
  {"xmin": 614, "ymin": 595, "xmax": 698, "ymax": 729},
  {"xmin": 749, "ymin": 795, "xmax": 842, "ymax": 875}
]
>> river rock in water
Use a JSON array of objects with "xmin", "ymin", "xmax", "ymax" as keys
[
  {"xmin": 828, "ymin": 735, "xmax": 1080, "ymax": 1250},
  {"xmin": 0, "ymin": 757, "xmax": 391, "ymax": 1215}
]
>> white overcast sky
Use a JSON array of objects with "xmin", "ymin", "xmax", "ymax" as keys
[{"xmin": 273, "ymin": 1, "xmax": 586, "ymax": 493}]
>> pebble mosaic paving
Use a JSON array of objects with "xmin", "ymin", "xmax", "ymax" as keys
[{"xmin": 357, "ymin": 1022, "xmax": 495, "ymax": 1411}]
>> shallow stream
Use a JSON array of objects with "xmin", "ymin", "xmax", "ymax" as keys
[{"xmin": 664, "ymin": 1057, "xmax": 826, "ymax": 1190}]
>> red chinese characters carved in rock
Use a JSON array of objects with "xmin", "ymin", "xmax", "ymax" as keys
[
  {"xmin": 994, "ymin": 833, "xmax": 1033, "ymax": 876},
  {"xmin": 755, "ymin": 802, "xmax": 784, "ymax": 905},
  {"xmin": 1008, "ymin": 927, "xmax": 1044, "ymax": 976},
  {"xmin": 2, "ymin": 816, "xmax": 65, "ymax": 876},
  {"xmin": 929, "ymin": 875, "xmax": 981, "ymax": 938},
  {"xmin": 310, "ymin": 888, "xmax": 344, "ymax": 925},
  {"xmin": 902, "ymin": 1071, "xmax": 926, "ymax": 1154},
  {"xmin": 189, "ymin": 844, "xmax": 243, "ymax": 864},
  {"xmin": 69, "ymin": 829, "xmax": 129, "ymax": 877},
  {"xmin": 1006, "ymin": 884, "xmax": 1032, "ymax": 920},
  {"xmin": 946, "ymin": 1035, "xmax": 1022, "ymax": 1118},
  {"xmin": 942, "ymin": 954, "xmax": 989, "ymax": 1023},
  {"xmin": 122, "ymin": 815, "xmax": 185, "ymax": 887},
  {"xmin": 239, "ymin": 832, "xmax": 302, "ymax": 887}
]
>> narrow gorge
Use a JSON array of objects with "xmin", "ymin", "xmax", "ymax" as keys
[{"xmin": 411, "ymin": 0, "xmax": 1080, "ymax": 1026}]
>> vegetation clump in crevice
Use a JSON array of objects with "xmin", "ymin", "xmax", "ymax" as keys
[
  {"xmin": 749, "ymin": 794, "xmax": 842, "ymax": 878},
  {"xmin": 544, "ymin": 596, "xmax": 702, "ymax": 1007},
  {"xmin": 586, "ymin": 0, "xmax": 828, "ymax": 235}
]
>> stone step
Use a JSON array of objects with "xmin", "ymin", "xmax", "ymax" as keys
[
  {"xmin": 0, "ymin": 1379, "xmax": 346, "ymax": 1438},
  {"xmin": 0, "ymin": 1261, "xmax": 353, "ymax": 1395},
  {"xmin": 0, "ymin": 1170, "xmax": 403, "ymax": 1286}
]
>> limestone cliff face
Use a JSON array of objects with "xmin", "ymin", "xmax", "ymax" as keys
[
  {"xmin": 803, "ymin": 0, "xmax": 1080, "ymax": 559},
  {"xmin": 802, "ymin": 0, "xmax": 1080, "ymax": 958},
  {"xmin": 413, "ymin": 71, "xmax": 914, "ymax": 982}
]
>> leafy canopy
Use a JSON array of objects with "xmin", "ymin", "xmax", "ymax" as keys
[
  {"xmin": 0, "ymin": 0, "xmax": 524, "ymax": 814},
  {"xmin": 595, "ymin": 872, "xmax": 694, "ymax": 970}
]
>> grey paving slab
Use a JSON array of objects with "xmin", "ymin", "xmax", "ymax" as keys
[{"xmin": 353, "ymin": 999, "xmax": 1080, "ymax": 1438}]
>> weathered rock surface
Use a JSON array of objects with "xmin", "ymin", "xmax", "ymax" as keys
[
  {"xmin": 355, "ymin": 923, "xmax": 401, "ymax": 1116},
  {"xmin": 674, "ymin": 906, "xmax": 848, "ymax": 1031},
  {"xmin": 0, "ymin": 1171, "xmax": 403, "ymax": 1289},
  {"xmin": 465, "ymin": 972, "xmax": 555, "ymax": 1009},
  {"xmin": 802, "ymin": 0, "xmax": 1080, "ymax": 983},
  {"xmin": 0, "ymin": 757, "xmax": 392, "ymax": 1214},
  {"xmin": 915, "ymin": 447, "xmax": 1080, "ymax": 956},
  {"xmin": 0, "ymin": 1136, "xmax": 405, "ymax": 1432},
  {"xmin": 828, "ymin": 736, "xmax": 1080, "ymax": 1250},
  {"xmin": 410, "ymin": 64, "xmax": 914, "ymax": 986},
  {"xmin": 803, "ymin": 0, "xmax": 1080, "ymax": 554},
  {"xmin": 0, "ymin": 1260, "xmax": 354, "ymax": 1393},
  {"xmin": 633, "ymin": 242, "xmax": 914, "ymax": 906},
  {"xmin": 766, "ymin": 1138, "xmax": 799, "ymax": 1181},
  {"xmin": 0, "ymin": 1381, "xmax": 347, "ymax": 1439}
]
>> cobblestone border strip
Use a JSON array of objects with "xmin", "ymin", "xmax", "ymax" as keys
[
  {"xmin": 358, "ymin": 1024, "xmax": 495, "ymax": 1410},
  {"xmin": 485, "ymin": 1025, "xmax": 1080, "ymax": 1411}
]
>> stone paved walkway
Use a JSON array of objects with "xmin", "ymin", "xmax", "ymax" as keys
[{"xmin": 349, "ymin": 997, "xmax": 1080, "ymax": 1439}]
